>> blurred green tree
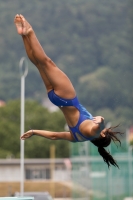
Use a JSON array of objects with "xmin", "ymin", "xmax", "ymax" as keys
[{"xmin": 0, "ymin": 100, "xmax": 70, "ymax": 158}]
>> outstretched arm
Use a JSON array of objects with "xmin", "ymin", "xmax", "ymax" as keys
[{"xmin": 20, "ymin": 129, "xmax": 75, "ymax": 142}]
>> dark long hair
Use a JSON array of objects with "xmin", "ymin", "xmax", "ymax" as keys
[{"xmin": 91, "ymin": 125, "xmax": 123, "ymax": 168}]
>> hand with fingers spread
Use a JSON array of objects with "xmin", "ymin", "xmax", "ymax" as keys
[{"xmin": 93, "ymin": 116, "xmax": 104, "ymax": 124}]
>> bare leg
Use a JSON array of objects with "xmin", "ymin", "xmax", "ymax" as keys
[
  {"xmin": 14, "ymin": 14, "xmax": 76, "ymax": 98},
  {"xmin": 22, "ymin": 35, "xmax": 53, "ymax": 90}
]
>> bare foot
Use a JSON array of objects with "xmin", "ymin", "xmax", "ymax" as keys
[
  {"xmin": 14, "ymin": 14, "xmax": 23, "ymax": 35},
  {"xmin": 14, "ymin": 14, "xmax": 32, "ymax": 35}
]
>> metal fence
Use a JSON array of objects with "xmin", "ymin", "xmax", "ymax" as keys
[{"xmin": 71, "ymin": 141, "xmax": 133, "ymax": 200}]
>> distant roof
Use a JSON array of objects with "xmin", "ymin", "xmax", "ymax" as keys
[
  {"xmin": 0, "ymin": 158, "xmax": 69, "ymax": 165},
  {"xmin": 0, "ymin": 100, "xmax": 6, "ymax": 107}
]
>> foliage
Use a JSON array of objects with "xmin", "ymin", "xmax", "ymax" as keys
[{"xmin": 0, "ymin": 100, "xmax": 70, "ymax": 158}]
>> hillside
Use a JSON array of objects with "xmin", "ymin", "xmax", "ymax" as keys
[{"xmin": 0, "ymin": 0, "xmax": 132, "ymax": 129}]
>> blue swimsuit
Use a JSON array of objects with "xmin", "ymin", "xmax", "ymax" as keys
[{"xmin": 48, "ymin": 90, "xmax": 94, "ymax": 142}]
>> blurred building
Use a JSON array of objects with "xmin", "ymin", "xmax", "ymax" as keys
[
  {"xmin": 0, "ymin": 100, "xmax": 6, "ymax": 107},
  {"xmin": 42, "ymin": 97, "xmax": 58, "ymax": 112},
  {"xmin": 0, "ymin": 158, "xmax": 71, "ymax": 182}
]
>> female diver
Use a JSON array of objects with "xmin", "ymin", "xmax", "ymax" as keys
[{"xmin": 14, "ymin": 14, "xmax": 123, "ymax": 168}]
